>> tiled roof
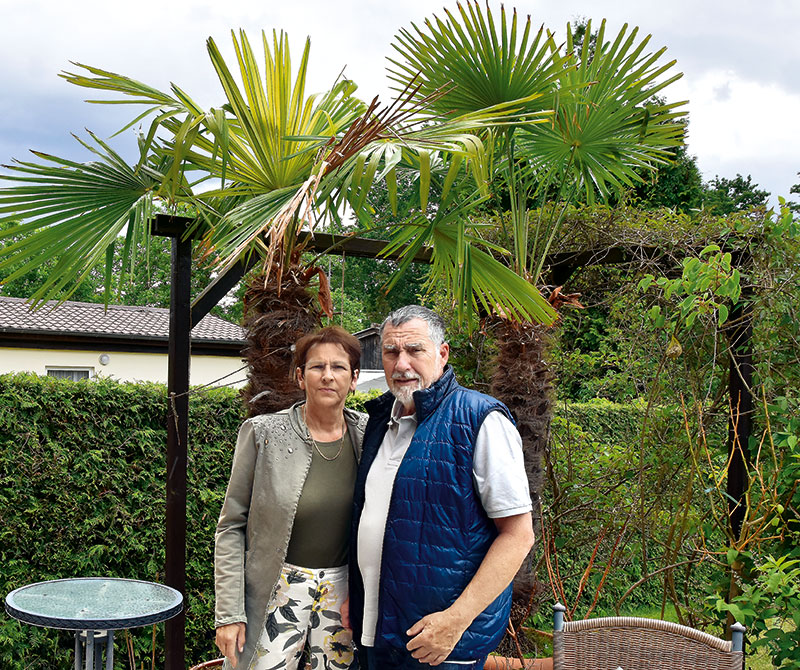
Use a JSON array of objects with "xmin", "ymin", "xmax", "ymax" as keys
[{"xmin": 0, "ymin": 296, "xmax": 245, "ymax": 344}]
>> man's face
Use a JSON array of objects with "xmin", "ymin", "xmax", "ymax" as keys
[{"xmin": 382, "ymin": 318, "xmax": 449, "ymax": 414}]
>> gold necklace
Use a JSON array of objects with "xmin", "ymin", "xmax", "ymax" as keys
[{"xmin": 303, "ymin": 407, "xmax": 345, "ymax": 461}]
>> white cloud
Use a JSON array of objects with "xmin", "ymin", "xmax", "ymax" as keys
[
  {"xmin": 674, "ymin": 71, "xmax": 800, "ymax": 197},
  {"xmin": 712, "ymin": 81, "xmax": 732, "ymax": 102}
]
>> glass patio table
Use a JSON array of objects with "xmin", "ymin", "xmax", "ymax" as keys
[{"xmin": 5, "ymin": 577, "xmax": 183, "ymax": 670}]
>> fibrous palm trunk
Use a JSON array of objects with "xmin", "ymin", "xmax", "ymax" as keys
[
  {"xmin": 241, "ymin": 267, "xmax": 322, "ymax": 416},
  {"xmin": 489, "ymin": 318, "xmax": 555, "ymax": 640}
]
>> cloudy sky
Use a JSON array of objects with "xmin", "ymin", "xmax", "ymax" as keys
[{"xmin": 2, "ymin": 0, "xmax": 798, "ymax": 206}]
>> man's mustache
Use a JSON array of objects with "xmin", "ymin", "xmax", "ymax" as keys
[{"xmin": 391, "ymin": 372, "xmax": 421, "ymax": 381}]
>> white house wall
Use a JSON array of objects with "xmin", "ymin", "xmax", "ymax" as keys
[{"xmin": 0, "ymin": 347, "xmax": 247, "ymax": 388}]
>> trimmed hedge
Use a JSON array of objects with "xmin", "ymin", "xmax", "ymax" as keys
[{"xmin": 0, "ymin": 374, "xmax": 243, "ymax": 668}]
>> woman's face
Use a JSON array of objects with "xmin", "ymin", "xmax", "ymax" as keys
[{"xmin": 296, "ymin": 342, "xmax": 358, "ymax": 410}]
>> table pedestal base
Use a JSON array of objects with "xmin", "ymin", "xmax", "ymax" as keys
[{"xmin": 74, "ymin": 630, "xmax": 113, "ymax": 670}]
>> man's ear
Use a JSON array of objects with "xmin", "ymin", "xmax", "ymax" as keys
[{"xmin": 439, "ymin": 343, "xmax": 450, "ymax": 365}]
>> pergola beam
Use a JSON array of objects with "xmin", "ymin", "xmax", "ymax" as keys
[
  {"xmin": 726, "ymin": 282, "xmax": 754, "ymax": 539},
  {"xmin": 190, "ymin": 231, "xmax": 433, "ymax": 326},
  {"xmin": 158, "ymin": 217, "xmax": 192, "ymax": 670}
]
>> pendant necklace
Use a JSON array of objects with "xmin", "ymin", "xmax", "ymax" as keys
[{"xmin": 303, "ymin": 406, "xmax": 345, "ymax": 461}]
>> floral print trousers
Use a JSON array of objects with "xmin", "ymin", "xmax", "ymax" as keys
[{"xmin": 250, "ymin": 563, "xmax": 354, "ymax": 670}]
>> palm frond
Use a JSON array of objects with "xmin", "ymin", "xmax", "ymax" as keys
[
  {"xmin": 61, "ymin": 62, "xmax": 206, "ymax": 159},
  {"xmin": 519, "ymin": 19, "xmax": 687, "ymax": 204},
  {"xmin": 378, "ymin": 193, "xmax": 557, "ymax": 328},
  {"xmin": 388, "ymin": 2, "xmax": 567, "ymax": 117},
  {"xmin": 0, "ymin": 132, "xmax": 158, "ymax": 306},
  {"xmin": 187, "ymin": 30, "xmax": 367, "ymax": 275}
]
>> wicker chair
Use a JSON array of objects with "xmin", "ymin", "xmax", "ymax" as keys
[
  {"xmin": 188, "ymin": 659, "xmax": 224, "ymax": 670},
  {"xmin": 552, "ymin": 603, "xmax": 745, "ymax": 670}
]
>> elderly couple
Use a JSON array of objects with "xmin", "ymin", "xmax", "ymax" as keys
[{"xmin": 214, "ymin": 305, "xmax": 534, "ymax": 670}]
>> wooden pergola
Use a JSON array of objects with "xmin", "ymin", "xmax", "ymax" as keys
[{"xmin": 154, "ymin": 214, "xmax": 754, "ymax": 669}]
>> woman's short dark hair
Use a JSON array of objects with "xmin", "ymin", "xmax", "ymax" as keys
[{"xmin": 293, "ymin": 326, "xmax": 361, "ymax": 376}]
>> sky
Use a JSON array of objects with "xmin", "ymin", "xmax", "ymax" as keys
[{"xmin": 2, "ymin": 0, "xmax": 799, "ymax": 207}]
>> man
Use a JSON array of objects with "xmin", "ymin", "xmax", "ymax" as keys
[{"xmin": 348, "ymin": 305, "xmax": 534, "ymax": 669}]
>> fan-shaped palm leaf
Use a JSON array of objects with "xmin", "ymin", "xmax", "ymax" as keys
[
  {"xmin": 388, "ymin": 2, "xmax": 567, "ymax": 117},
  {"xmin": 377, "ymin": 187, "xmax": 557, "ymax": 327},
  {"xmin": 175, "ymin": 30, "xmax": 367, "ymax": 275},
  {"xmin": 0, "ymin": 132, "xmax": 161, "ymax": 305},
  {"xmin": 520, "ymin": 19, "xmax": 686, "ymax": 204}
]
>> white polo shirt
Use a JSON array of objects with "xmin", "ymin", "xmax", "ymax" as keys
[{"xmin": 356, "ymin": 400, "xmax": 532, "ymax": 646}]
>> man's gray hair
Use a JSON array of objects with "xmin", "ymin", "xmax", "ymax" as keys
[{"xmin": 379, "ymin": 305, "xmax": 447, "ymax": 347}]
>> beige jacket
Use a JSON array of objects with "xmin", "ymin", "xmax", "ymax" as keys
[{"xmin": 214, "ymin": 401, "xmax": 367, "ymax": 670}]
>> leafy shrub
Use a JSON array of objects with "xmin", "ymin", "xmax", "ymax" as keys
[{"xmin": 710, "ymin": 550, "xmax": 800, "ymax": 669}]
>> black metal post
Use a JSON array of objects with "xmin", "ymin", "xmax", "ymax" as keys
[
  {"xmin": 165, "ymin": 230, "xmax": 192, "ymax": 670},
  {"xmin": 726, "ymin": 287, "xmax": 754, "ymax": 540}
]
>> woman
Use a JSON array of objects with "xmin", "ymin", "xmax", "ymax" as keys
[{"xmin": 214, "ymin": 326, "xmax": 367, "ymax": 670}]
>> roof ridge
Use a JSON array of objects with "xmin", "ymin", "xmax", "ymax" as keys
[{"xmin": 0, "ymin": 296, "xmax": 244, "ymax": 342}]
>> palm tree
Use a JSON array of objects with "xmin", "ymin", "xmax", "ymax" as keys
[
  {"xmin": 384, "ymin": 1, "xmax": 686, "ymax": 629},
  {"xmin": 0, "ymin": 8, "xmax": 684, "ymax": 409}
]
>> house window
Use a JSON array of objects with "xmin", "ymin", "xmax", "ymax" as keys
[{"xmin": 46, "ymin": 367, "xmax": 93, "ymax": 381}]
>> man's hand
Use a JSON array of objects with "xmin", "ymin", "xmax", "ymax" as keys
[
  {"xmin": 215, "ymin": 622, "xmax": 246, "ymax": 668},
  {"xmin": 406, "ymin": 609, "xmax": 469, "ymax": 666}
]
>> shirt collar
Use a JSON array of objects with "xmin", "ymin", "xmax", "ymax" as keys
[{"xmin": 388, "ymin": 398, "xmax": 417, "ymax": 426}]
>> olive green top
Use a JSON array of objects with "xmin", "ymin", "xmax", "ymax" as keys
[{"xmin": 285, "ymin": 429, "xmax": 357, "ymax": 568}]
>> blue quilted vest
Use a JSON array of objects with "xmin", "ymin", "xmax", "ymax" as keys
[{"xmin": 349, "ymin": 366, "xmax": 514, "ymax": 660}]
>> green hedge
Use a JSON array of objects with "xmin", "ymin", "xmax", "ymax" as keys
[
  {"xmin": 1, "ymin": 375, "xmax": 654, "ymax": 666},
  {"xmin": 0, "ymin": 374, "xmax": 244, "ymax": 668}
]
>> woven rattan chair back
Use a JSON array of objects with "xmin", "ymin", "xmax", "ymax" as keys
[
  {"xmin": 188, "ymin": 659, "xmax": 224, "ymax": 670},
  {"xmin": 553, "ymin": 616, "xmax": 743, "ymax": 670}
]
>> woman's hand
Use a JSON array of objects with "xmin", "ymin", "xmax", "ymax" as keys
[{"xmin": 215, "ymin": 623, "xmax": 246, "ymax": 668}]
